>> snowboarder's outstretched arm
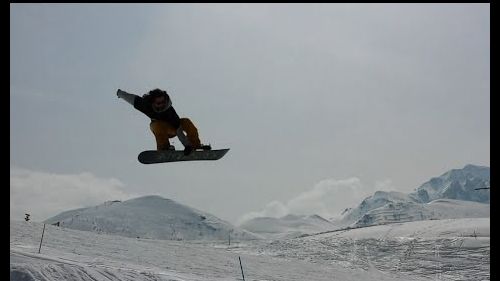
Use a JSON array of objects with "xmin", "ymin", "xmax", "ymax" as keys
[{"xmin": 117, "ymin": 89, "xmax": 138, "ymax": 106}]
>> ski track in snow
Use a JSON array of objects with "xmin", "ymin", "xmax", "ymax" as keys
[
  {"xmin": 235, "ymin": 219, "xmax": 489, "ymax": 281},
  {"xmin": 10, "ymin": 219, "xmax": 489, "ymax": 281}
]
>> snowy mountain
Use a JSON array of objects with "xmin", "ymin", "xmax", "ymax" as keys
[
  {"xmin": 352, "ymin": 199, "xmax": 489, "ymax": 228},
  {"xmin": 239, "ymin": 214, "xmax": 336, "ymax": 239},
  {"xmin": 410, "ymin": 164, "xmax": 490, "ymax": 203},
  {"xmin": 341, "ymin": 165, "xmax": 490, "ymax": 228},
  {"xmin": 340, "ymin": 191, "xmax": 415, "ymax": 226},
  {"xmin": 44, "ymin": 195, "xmax": 261, "ymax": 241}
]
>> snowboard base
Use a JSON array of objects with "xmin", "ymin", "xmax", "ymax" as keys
[{"xmin": 138, "ymin": 148, "xmax": 229, "ymax": 164}]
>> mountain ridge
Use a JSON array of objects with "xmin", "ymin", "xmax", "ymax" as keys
[{"xmin": 342, "ymin": 164, "xmax": 490, "ymax": 227}]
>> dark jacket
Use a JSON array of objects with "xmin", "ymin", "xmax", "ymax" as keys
[{"xmin": 133, "ymin": 96, "xmax": 181, "ymax": 129}]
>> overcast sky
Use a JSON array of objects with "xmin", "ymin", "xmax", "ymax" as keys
[{"xmin": 10, "ymin": 3, "xmax": 489, "ymax": 224}]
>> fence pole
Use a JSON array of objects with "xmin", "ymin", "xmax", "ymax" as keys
[
  {"xmin": 38, "ymin": 224, "xmax": 46, "ymax": 254},
  {"xmin": 239, "ymin": 256, "xmax": 245, "ymax": 281}
]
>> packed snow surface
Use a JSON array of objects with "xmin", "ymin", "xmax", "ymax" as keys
[{"xmin": 11, "ymin": 217, "xmax": 488, "ymax": 281}]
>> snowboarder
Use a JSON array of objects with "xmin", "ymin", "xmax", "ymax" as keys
[{"xmin": 117, "ymin": 88, "xmax": 211, "ymax": 155}]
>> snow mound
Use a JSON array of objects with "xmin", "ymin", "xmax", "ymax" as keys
[{"xmin": 44, "ymin": 195, "xmax": 261, "ymax": 241}]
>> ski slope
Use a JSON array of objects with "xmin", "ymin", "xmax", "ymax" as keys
[
  {"xmin": 11, "ymin": 218, "xmax": 489, "ymax": 281},
  {"xmin": 252, "ymin": 218, "xmax": 489, "ymax": 281},
  {"xmin": 11, "ymin": 220, "xmax": 430, "ymax": 281}
]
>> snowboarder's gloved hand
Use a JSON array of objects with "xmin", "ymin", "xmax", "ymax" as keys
[
  {"xmin": 117, "ymin": 89, "xmax": 137, "ymax": 106},
  {"xmin": 117, "ymin": 89, "xmax": 128, "ymax": 98}
]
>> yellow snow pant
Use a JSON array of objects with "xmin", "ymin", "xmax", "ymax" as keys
[{"xmin": 149, "ymin": 118, "xmax": 201, "ymax": 150}]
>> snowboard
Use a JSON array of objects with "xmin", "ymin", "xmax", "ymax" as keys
[{"xmin": 138, "ymin": 148, "xmax": 229, "ymax": 164}]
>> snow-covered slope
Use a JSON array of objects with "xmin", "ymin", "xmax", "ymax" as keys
[
  {"xmin": 239, "ymin": 214, "xmax": 336, "ymax": 239},
  {"xmin": 353, "ymin": 199, "xmax": 490, "ymax": 227},
  {"xmin": 424, "ymin": 199, "xmax": 490, "ymax": 218},
  {"xmin": 259, "ymin": 218, "xmax": 489, "ymax": 281},
  {"xmin": 44, "ymin": 195, "xmax": 261, "ymax": 241},
  {"xmin": 11, "ymin": 220, "xmax": 431, "ymax": 281},
  {"xmin": 11, "ymin": 217, "xmax": 489, "ymax": 281}
]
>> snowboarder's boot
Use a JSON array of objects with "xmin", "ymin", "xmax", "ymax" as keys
[
  {"xmin": 184, "ymin": 144, "xmax": 211, "ymax": 155},
  {"xmin": 183, "ymin": 145, "xmax": 194, "ymax": 156},
  {"xmin": 200, "ymin": 144, "xmax": 212, "ymax": 151}
]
